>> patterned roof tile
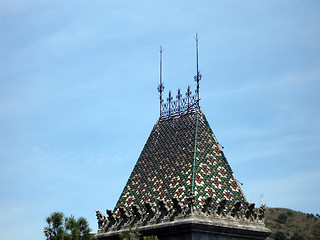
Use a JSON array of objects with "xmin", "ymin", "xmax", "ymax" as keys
[{"xmin": 114, "ymin": 109, "xmax": 247, "ymax": 212}]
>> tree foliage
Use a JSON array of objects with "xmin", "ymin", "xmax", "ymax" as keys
[
  {"xmin": 274, "ymin": 231, "xmax": 287, "ymax": 240},
  {"xmin": 277, "ymin": 213, "xmax": 288, "ymax": 224},
  {"xmin": 44, "ymin": 212, "xmax": 96, "ymax": 240},
  {"xmin": 290, "ymin": 232, "xmax": 304, "ymax": 240},
  {"xmin": 119, "ymin": 229, "xmax": 158, "ymax": 240}
]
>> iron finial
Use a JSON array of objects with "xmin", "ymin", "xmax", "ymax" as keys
[
  {"xmin": 176, "ymin": 88, "xmax": 182, "ymax": 100},
  {"xmin": 158, "ymin": 46, "xmax": 164, "ymax": 117},
  {"xmin": 177, "ymin": 88, "xmax": 182, "ymax": 114},
  {"xmin": 167, "ymin": 90, "xmax": 172, "ymax": 102},
  {"xmin": 194, "ymin": 33, "xmax": 201, "ymax": 105},
  {"xmin": 186, "ymin": 85, "xmax": 192, "ymax": 111},
  {"xmin": 168, "ymin": 90, "xmax": 173, "ymax": 116},
  {"xmin": 157, "ymin": 35, "xmax": 203, "ymax": 119},
  {"xmin": 186, "ymin": 85, "xmax": 192, "ymax": 97}
]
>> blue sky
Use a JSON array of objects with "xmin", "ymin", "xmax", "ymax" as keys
[{"xmin": 1, "ymin": 1, "xmax": 320, "ymax": 239}]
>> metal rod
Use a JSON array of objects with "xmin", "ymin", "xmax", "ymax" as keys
[
  {"xmin": 160, "ymin": 46, "xmax": 162, "ymax": 90},
  {"xmin": 158, "ymin": 46, "xmax": 164, "ymax": 118},
  {"xmin": 196, "ymin": 34, "xmax": 199, "ymax": 82},
  {"xmin": 194, "ymin": 34, "xmax": 201, "ymax": 105},
  {"xmin": 160, "ymin": 46, "xmax": 162, "ymax": 117}
]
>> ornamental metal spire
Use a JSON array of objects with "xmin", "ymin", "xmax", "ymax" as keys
[
  {"xmin": 158, "ymin": 36, "xmax": 202, "ymax": 119},
  {"xmin": 194, "ymin": 33, "xmax": 202, "ymax": 104},
  {"xmin": 167, "ymin": 90, "xmax": 172, "ymax": 116},
  {"xmin": 157, "ymin": 46, "xmax": 164, "ymax": 117},
  {"xmin": 176, "ymin": 88, "xmax": 182, "ymax": 114},
  {"xmin": 186, "ymin": 85, "xmax": 192, "ymax": 112}
]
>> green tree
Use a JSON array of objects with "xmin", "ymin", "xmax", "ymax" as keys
[
  {"xmin": 45, "ymin": 212, "xmax": 66, "ymax": 240},
  {"xmin": 274, "ymin": 231, "xmax": 287, "ymax": 240},
  {"xmin": 277, "ymin": 213, "xmax": 288, "ymax": 224},
  {"xmin": 142, "ymin": 237, "xmax": 158, "ymax": 240},
  {"xmin": 120, "ymin": 229, "xmax": 141, "ymax": 240},
  {"xmin": 286, "ymin": 210, "xmax": 294, "ymax": 216},
  {"xmin": 290, "ymin": 232, "xmax": 304, "ymax": 240},
  {"xmin": 44, "ymin": 212, "xmax": 96, "ymax": 240},
  {"xmin": 119, "ymin": 229, "xmax": 158, "ymax": 240}
]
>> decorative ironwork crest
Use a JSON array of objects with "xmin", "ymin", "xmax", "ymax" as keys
[
  {"xmin": 159, "ymin": 87, "xmax": 199, "ymax": 119},
  {"xmin": 158, "ymin": 34, "xmax": 202, "ymax": 119}
]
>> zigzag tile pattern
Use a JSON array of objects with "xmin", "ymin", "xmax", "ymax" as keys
[{"xmin": 114, "ymin": 109, "xmax": 247, "ymax": 212}]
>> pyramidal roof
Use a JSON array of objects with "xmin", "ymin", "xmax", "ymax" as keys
[
  {"xmin": 96, "ymin": 39, "xmax": 270, "ymax": 239},
  {"xmin": 114, "ymin": 108, "xmax": 247, "ymax": 212}
]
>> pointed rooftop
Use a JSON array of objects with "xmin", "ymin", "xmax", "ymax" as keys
[
  {"xmin": 115, "ymin": 108, "xmax": 247, "ymax": 212},
  {"xmin": 96, "ymin": 37, "xmax": 270, "ymax": 240}
]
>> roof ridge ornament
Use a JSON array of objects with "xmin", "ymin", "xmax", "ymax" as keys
[
  {"xmin": 157, "ymin": 46, "xmax": 164, "ymax": 117},
  {"xmin": 158, "ymin": 35, "xmax": 202, "ymax": 119},
  {"xmin": 194, "ymin": 33, "xmax": 202, "ymax": 103}
]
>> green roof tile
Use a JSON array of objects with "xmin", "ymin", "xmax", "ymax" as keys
[{"xmin": 114, "ymin": 109, "xmax": 247, "ymax": 212}]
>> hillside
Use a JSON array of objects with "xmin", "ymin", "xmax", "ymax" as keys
[{"xmin": 264, "ymin": 207, "xmax": 320, "ymax": 240}]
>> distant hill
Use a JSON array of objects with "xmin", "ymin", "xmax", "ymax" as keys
[{"xmin": 264, "ymin": 207, "xmax": 320, "ymax": 240}]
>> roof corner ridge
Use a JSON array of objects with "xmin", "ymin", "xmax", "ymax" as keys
[{"xmin": 191, "ymin": 110, "xmax": 201, "ymax": 194}]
